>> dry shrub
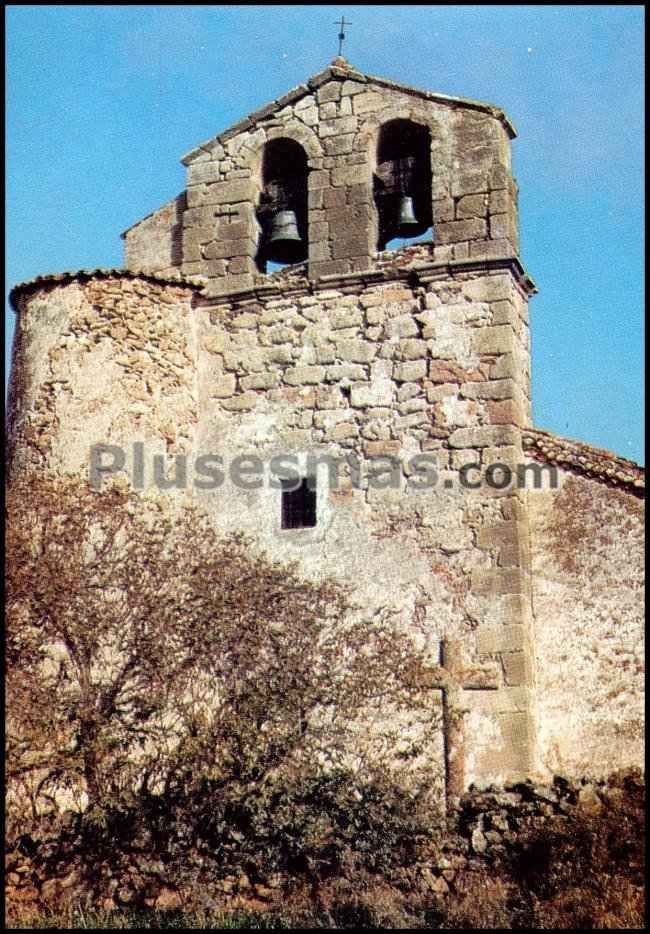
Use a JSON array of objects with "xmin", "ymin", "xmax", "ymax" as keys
[
  {"xmin": 427, "ymin": 868, "xmax": 515, "ymax": 930},
  {"xmin": 6, "ymin": 473, "xmax": 443, "ymax": 913}
]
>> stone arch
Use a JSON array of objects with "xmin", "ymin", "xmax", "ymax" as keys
[
  {"xmin": 256, "ymin": 137, "xmax": 310, "ymax": 268},
  {"xmin": 355, "ymin": 105, "xmax": 445, "ymax": 250},
  {"xmin": 229, "ymin": 122, "xmax": 323, "ymax": 273},
  {"xmin": 236, "ymin": 120, "xmax": 323, "ymax": 174},
  {"xmin": 354, "ymin": 105, "xmax": 437, "ymax": 169}
]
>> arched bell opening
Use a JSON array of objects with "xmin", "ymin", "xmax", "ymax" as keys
[
  {"xmin": 256, "ymin": 138, "xmax": 309, "ymax": 273},
  {"xmin": 374, "ymin": 119, "xmax": 433, "ymax": 252}
]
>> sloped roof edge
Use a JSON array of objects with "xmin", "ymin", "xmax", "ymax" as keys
[
  {"xmin": 181, "ymin": 58, "xmax": 516, "ymax": 166},
  {"xmin": 523, "ymin": 427, "xmax": 645, "ymax": 495},
  {"xmin": 9, "ymin": 268, "xmax": 206, "ymax": 312}
]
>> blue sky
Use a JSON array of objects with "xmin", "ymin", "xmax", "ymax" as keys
[{"xmin": 6, "ymin": 4, "xmax": 645, "ymax": 463}]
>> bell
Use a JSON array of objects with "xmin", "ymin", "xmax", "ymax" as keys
[
  {"xmin": 394, "ymin": 195, "xmax": 423, "ymax": 236},
  {"xmin": 265, "ymin": 209, "xmax": 305, "ymax": 264}
]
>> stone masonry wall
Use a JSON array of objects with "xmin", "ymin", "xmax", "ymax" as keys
[
  {"xmin": 8, "ymin": 256, "xmax": 538, "ymax": 792},
  {"xmin": 527, "ymin": 469, "xmax": 645, "ymax": 778},
  {"xmin": 122, "ymin": 194, "xmax": 186, "ymax": 277},
  {"xmin": 7, "ymin": 272, "xmax": 201, "ymax": 482},
  {"xmin": 193, "ymin": 259, "xmax": 537, "ymax": 787}
]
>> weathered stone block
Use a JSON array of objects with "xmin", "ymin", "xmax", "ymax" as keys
[
  {"xmin": 352, "ymin": 90, "xmax": 383, "ymax": 114},
  {"xmin": 335, "ymin": 339, "xmax": 377, "ymax": 364},
  {"xmin": 436, "ymin": 219, "xmax": 488, "ymax": 244},
  {"xmin": 228, "ymin": 256, "xmax": 251, "ymax": 275},
  {"xmin": 310, "ymin": 259, "xmax": 351, "ymax": 278},
  {"xmin": 203, "ymin": 260, "xmax": 228, "ymax": 277},
  {"xmin": 317, "ymin": 82, "xmax": 342, "ymax": 103},
  {"xmin": 350, "ymin": 379, "xmax": 393, "ymax": 408},
  {"xmin": 203, "ymin": 239, "xmax": 255, "ymax": 260},
  {"xmin": 330, "ymin": 163, "xmax": 367, "ymax": 187},
  {"xmin": 327, "ymin": 421, "xmax": 359, "ymax": 442},
  {"xmin": 341, "ymin": 78, "xmax": 366, "ymax": 96},
  {"xmin": 187, "ymin": 161, "xmax": 221, "ymax": 187},
  {"xmin": 318, "ymin": 115, "xmax": 357, "ymax": 138},
  {"xmin": 456, "ymin": 194, "xmax": 489, "ymax": 218},
  {"xmin": 204, "ymin": 178, "xmax": 255, "ymax": 205},
  {"xmin": 471, "ymin": 326, "xmax": 516, "ymax": 355},
  {"xmin": 448, "ymin": 425, "xmax": 518, "ymax": 448},
  {"xmin": 284, "ymin": 365, "xmax": 326, "ymax": 385},
  {"xmin": 451, "ymin": 171, "xmax": 488, "ymax": 197},
  {"xmin": 489, "ymin": 189, "xmax": 510, "ymax": 213},
  {"xmin": 313, "ymin": 409, "xmax": 350, "ymax": 429},
  {"xmin": 308, "ymin": 170, "xmax": 331, "ymax": 191},
  {"xmin": 432, "ymin": 197, "xmax": 455, "ymax": 222},
  {"xmin": 215, "ymin": 219, "xmax": 250, "ymax": 242},
  {"xmin": 220, "ymin": 390, "xmax": 258, "ymax": 411},
  {"xmin": 385, "ymin": 315, "xmax": 419, "ymax": 339},
  {"xmin": 471, "ymin": 568, "xmax": 526, "ymax": 596},
  {"xmin": 319, "ymin": 101, "xmax": 337, "ymax": 120},
  {"xmin": 461, "ymin": 379, "xmax": 517, "ymax": 401},
  {"xmin": 501, "ymin": 652, "xmax": 531, "ymax": 687},
  {"xmin": 348, "ymin": 183, "xmax": 370, "ymax": 205},
  {"xmin": 322, "ymin": 187, "xmax": 347, "ymax": 208},
  {"xmin": 490, "ymin": 353, "xmax": 518, "ymax": 380},
  {"xmin": 323, "ymin": 134, "xmax": 354, "ymax": 156},
  {"xmin": 264, "ymin": 345, "xmax": 293, "ymax": 365},
  {"xmin": 331, "ymin": 236, "xmax": 370, "ymax": 260},
  {"xmin": 363, "ymin": 440, "xmax": 401, "ymax": 457},
  {"xmin": 490, "ymin": 212, "xmax": 516, "ymax": 240},
  {"xmin": 428, "ymin": 362, "xmax": 467, "ymax": 384},
  {"xmin": 394, "ymin": 411, "xmax": 429, "ymax": 431},
  {"xmin": 397, "ymin": 339, "xmax": 428, "ymax": 360},
  {"xmin": 487, "ymin": 399, "xmax": 525, "ymax": 426},
  {"xmin": 391, "ymin": 360, "xmax": 425, "ymax": 382},
  {"xmin": 211, "ymin": 374, "xmax": 236, "ymax": 398},
  {"xmin": 330, "ymin": 308, "xmax": 363, "ymax": 329},
  {"xmin": 325, "ymin": 364, "xmax": 368, "ymax": 381},
  {"xmin": 297, "ymin": 106, "xmax": 318, "ymax": 126},
  {"xmin": 469, "ymin": 238, "xmax": 514, "ymax": 258},
  {"xmin": 240, "ymin": 372, "xmax": 279, "ymax": 391}
]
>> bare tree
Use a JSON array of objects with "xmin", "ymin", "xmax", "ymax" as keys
[{"xmin": 6, "ymin": 474, "xmax": 442, "ymax": 830}]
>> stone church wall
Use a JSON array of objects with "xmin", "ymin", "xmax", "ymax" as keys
[
  {"xmin": 194, "ymin": 261, "xmax": 537, "ymax": 788},
  {"xmin": 8, "ymin": 257, "xmax": 538, "ymax": 791},
  {"xmin": 7, "ymin": 272, "xmax": 201, "ymax": 480},
  {"xmin": 8, "ymin": 58, "xmax": 643, "ymax": 799},
  {"xmin": 122, "ymin": 194, "xmax": 186, "ymax": 277},
  {"xmin": 527, "ymin": 469, "xmax": 645, "ymax": 777}
]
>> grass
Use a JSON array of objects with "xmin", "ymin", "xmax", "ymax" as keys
[{"xmin": 11, "ymin": 908, "xmax": 295, "ymax": 930}]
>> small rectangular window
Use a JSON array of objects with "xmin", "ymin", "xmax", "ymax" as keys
[{"xmin": 281, "ymin": 476, "xmax": 317, "ymax": 529}]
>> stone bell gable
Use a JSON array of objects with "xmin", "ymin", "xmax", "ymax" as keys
[{"xmin": 122, "ymin": 57, "xmax": 519, "ymax": 296}]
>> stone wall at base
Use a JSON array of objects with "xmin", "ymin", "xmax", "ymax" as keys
[{"xmin": 6, "ymin": 769, "xmax": 643, "ymax": 918}]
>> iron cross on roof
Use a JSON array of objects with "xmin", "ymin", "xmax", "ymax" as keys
[{"xmin": 335, "ymin": 15, "xmax": 351, "ymax": 57}]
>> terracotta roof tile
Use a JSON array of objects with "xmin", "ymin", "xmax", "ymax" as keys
[{"xmin": 523, "ymin": 427, "xmax": 644, "ymax": 495}]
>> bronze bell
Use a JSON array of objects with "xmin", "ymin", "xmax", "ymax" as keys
[
  {"xmin": 394, "ymin": 195, "xmax": 423, "ymax": 236},
  {"xmin": 265, "ymin": 209, "xmax": 305, "ymax": 264}
]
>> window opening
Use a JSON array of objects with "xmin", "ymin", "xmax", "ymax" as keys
[{"xmin": 281, "ymin": 476, "xmax": 317, "ymax": 529}]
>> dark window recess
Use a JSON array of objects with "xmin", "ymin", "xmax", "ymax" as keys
[{"xmin": 281, "ymin": 477, "xmax": 317, "ymax": 529}]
